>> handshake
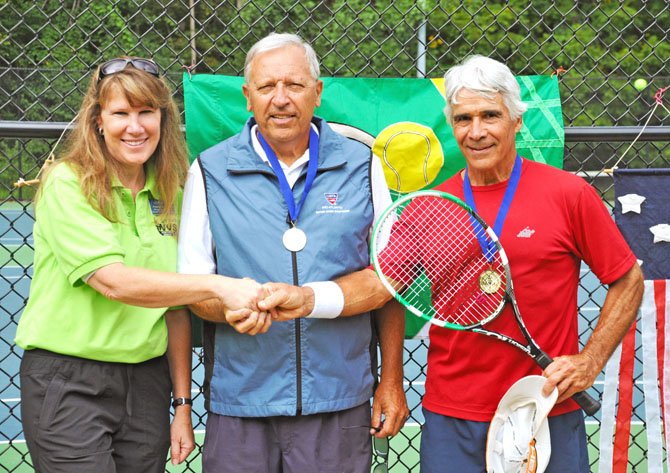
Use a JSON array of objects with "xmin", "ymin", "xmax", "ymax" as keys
[{"xmin": 212, "ymin": 278, "xmax": 316, "ymax": 335}]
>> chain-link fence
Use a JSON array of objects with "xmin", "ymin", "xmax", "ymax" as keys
[{"xmin": 1, "ymin": 1, "xmax": 669, "ymax": 472}]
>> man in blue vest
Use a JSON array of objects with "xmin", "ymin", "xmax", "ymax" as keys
[{"xmin": 178, "ymin": 32, "xmax": 408, "ymax": 472}]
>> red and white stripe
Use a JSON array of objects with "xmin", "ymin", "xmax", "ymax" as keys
[{"xmin": 598, "ymin": 280, "xmax": 669, "ymax": 473}]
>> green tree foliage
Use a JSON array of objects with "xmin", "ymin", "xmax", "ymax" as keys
[
  {"xmin": 0, "ymin": 0, "xmax": 668, "ymax": 196},
  {"xmin": 2, "ymin": 0, "xmax": 668, "ymax": 121}
]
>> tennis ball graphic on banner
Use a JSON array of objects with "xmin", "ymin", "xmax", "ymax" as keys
[
  {"xmin": 373, "ymin": 122, "xmax": 444, "ymax": 193},
  {"xmin": 633, "ymin": 78, "xmax": 648, "ymax": 91}
]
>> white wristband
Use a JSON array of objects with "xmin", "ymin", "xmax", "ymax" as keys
[{"xmin": 303, "ymin": 281, "xmax": 344, "ymax": 319}]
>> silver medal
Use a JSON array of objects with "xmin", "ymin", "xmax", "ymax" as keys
[{"xmin": 283, "ymin": 226, "xmax": 307, "ymax": 252}]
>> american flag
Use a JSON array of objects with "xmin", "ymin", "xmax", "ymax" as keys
[{"xmin": 599, "ymin": 169, "xmax": 670, "ymax": 473}]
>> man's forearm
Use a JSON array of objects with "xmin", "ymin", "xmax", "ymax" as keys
[
  {"xmin": 189, "ymin": 298, "xmax": 227, "ymax": 323},
  {"xmin": 376, "ymin": 298, "xmax": 405, "ymax": 382},
  {"xmin": 582, "ymin": 263, "xmax": 644, "ymax": 371},
  {"xmin": 336, "ymin": 268, "xmax": 394, "ymax": 317},
  {"xmin": 260, "ymin": 268, "xmax": 392, "ymax": 320},
  {"xmin": 370, "ymin": 297, "xmax": 409, "ymax": 437}
]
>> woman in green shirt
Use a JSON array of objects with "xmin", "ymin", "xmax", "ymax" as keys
[{"xmin": 15, "ymin": 58, "xmax": 270, "ymax": 473}]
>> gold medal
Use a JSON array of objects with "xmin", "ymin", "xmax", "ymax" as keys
[{"xmin": 479, "ymin": 269, "xmax": 502, "ymax": 294}]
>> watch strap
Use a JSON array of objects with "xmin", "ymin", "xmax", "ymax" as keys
[{"xmin": 171, "ymin": 397, "xmax": 193, "ymax": 408}]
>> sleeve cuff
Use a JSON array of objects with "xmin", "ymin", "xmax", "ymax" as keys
[
  {"xmin": 303, "ymin": 281, "xmax": 344, "ymax": 319},
  {"xmin": 70, "ymin": 255, "xmax": 124, "ymax": 287}
]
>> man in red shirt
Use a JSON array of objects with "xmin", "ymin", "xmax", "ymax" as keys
[{"xmin": 261, "ymin": 55, "xmax": 643, "ymax": 472}]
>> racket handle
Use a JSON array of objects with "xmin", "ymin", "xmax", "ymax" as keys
[
  {"xmin": 572, "ymin": 391, "xmax": 601, "ymax": 416},
  {"xmin": 534, "ymin": 352, "xmax": 601, "ymax": 416}
]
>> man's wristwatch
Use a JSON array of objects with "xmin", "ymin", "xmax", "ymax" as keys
[{"xmin": 171, "ymin": 397, "xmax": 193, "ymax": 408}]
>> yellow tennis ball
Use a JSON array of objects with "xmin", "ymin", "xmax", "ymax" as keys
[
  {"xmin": 633, "ymin": 78, "xmax": 648, "ymax": 91},
  {"xmin": 373, "ymin": 122, "xmax": 444, "ymax": 193}
]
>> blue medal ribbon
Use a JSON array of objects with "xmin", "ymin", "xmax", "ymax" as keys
[
  {"xmin": 463, "ymin": 155, "xmax": 522, "ymax": 261},
  {"xmin": 257, "ymin": 127, "xmax": 319, "ymax": 226}
]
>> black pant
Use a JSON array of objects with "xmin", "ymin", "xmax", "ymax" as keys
[{"xmin": 20, "ymin": 349, "xmax": 172, "ymax": 473}]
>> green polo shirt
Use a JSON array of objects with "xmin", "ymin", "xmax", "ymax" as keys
[{"xmin": 15, "ymin": 163, "xmax": 181, "ymax": 363}]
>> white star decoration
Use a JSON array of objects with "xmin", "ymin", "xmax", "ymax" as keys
[
  {"xmin": 649, "ymin": 224, "xmax": 670, "ymax": 243},
  {"xmin": 618, "ymin": 193, "xmax": 646, "ymax": 214}
]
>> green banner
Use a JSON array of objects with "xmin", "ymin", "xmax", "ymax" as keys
[{"xmin": 183, "ymin": 74, "xmax": 564, "ymax": 338}]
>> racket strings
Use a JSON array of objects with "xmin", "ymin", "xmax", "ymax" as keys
[
  {"xmin": 375, "ymin": 195, "xmax": 507, "ymax": 327},
  {"xmin": 429, "ymin": 212, "xmax": 505, "ymax": 325}
]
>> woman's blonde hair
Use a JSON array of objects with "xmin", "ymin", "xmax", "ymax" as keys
[{"xmin": 41, "ymin": 61, "xmax": 188, "ymax": 221}]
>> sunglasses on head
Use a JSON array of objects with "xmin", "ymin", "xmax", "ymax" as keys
[{"xmin": 98, "ymin": 58, "xmax": 160, "ymax": 81}]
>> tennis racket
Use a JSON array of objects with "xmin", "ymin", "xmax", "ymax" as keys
[{"xmin": 370, "ymin": 189, "xmax": 601, "ymax": 415}]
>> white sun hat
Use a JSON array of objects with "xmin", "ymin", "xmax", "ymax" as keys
[{"xmin": 486, "ymin": 375, "xmax": 559, "ymax": 473}]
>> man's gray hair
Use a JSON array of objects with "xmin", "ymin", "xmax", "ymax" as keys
[
  {"xmin": 244, "ymin": 33, "xmax": 320, "ymax": 83},
  {"xmin": 443, "ymin": 55, "xmax": 528, "ymax": 125}
]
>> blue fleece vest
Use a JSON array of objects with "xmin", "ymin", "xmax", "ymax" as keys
[{"xmin": 199, "ymin": 117, "xmax": 375, "ymax": 417}]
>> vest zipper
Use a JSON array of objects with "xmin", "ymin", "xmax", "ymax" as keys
[{"xmin": 291, "ymin": 249, "xmax": 302, "ymax": 415}]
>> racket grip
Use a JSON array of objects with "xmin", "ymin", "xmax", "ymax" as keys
[
  {"xmin": 572, "ymin": 391, "xmax": 601, "ymax": 416},
  {"xmin": 534, "ymin": 352, "xmax": 601, "ymax": 416}
]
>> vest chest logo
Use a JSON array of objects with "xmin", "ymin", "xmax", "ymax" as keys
[{"xmin": 316, "ymin": 192, "xmax": 350, "ymax": 215}]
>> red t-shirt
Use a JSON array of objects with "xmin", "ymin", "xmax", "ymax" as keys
[{"xmin": 421, "ymin": 159, "xmax": 637, "ymax": 421}]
